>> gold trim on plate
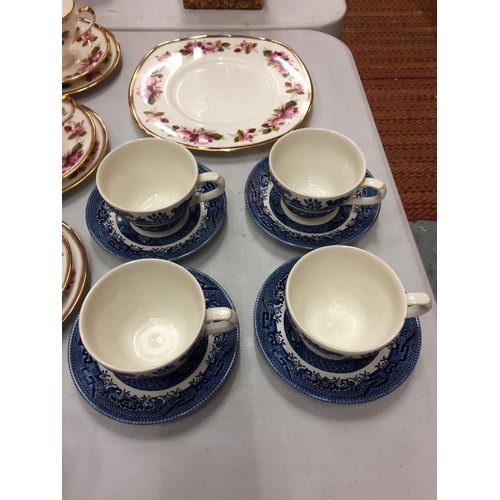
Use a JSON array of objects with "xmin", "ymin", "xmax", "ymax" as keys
[
  {"xmin": 62, "ymin": 232, "xmax": 72, "ymax": 294},
  {"xmin": 128, "ymin": 34, "xmax": 314, "ymax": 152},
  {"xmin": 62, "ymin": 18, "xmax": 111, "ymax": 84},
  {"xmin": 62, "ymin": 221, "xmax": 88, "ymax": 323},
  {"xmin": 62, "ymin": 105, "xmax": 109, "ymax": 193},
  {"xmin": 61, "ymin": 28, "xmax": 121, "ymax": 95},
  {"xmin": 62, "ymin": 99, "xmax": 97, "ymax": 179}
]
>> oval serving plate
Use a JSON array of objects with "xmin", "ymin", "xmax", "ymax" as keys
[{"xmin": 129, "ymin": 34, "xmax": 313, "ymax": 152}]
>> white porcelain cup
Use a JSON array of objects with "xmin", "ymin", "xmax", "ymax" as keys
[
  {"xmin": 269, "ymin": 128, "xmax": 387, "ymax": 225},
  {"xmin": 96, "ymin": 138, "xmax": 226, "ymax": 237},
  {"xmin": 285, "ymin": 246, "xmax": 432, "ymax": 360},
  {"xmin": 62, "ymin": 0, "xmax": 96, "ymax": 68},
  {"xmin": 79, "ymin": 259, "xmax": 238, "ymax": 378}
]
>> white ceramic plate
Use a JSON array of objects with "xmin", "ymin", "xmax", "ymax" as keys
[
  {"xmin": 62, "ymin": 99, "xmax": 96, "ymax": 178},
  {"xmin": 62, "ymin": 19, "xmax": 110, "ymax": 83},
  {"xmin": 62, "ymin": 104, "xmax": 109, "ymax": 193},
  {"xmin": 129, "ymin": 35, "xmax": 313, "ymax": 152},
  {"xmin": 62, "ymin": 232, "xmax": 72, "ymax": 293},
  {"xmin": 62, "ymin": 222, "xmax": 88, "ymax": 323},
  {"xmin": 62, "ymin": 27, "xmax": 121, "ymax": 95}
]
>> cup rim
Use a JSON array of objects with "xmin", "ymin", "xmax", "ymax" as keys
[
  {"xmin": 284, "ymin": 246, "xmax": 408, "ymax": 356},
  {"xmin": 62, "ymin": 0, "xmax": 75, "ymax": 21},
  {"xmin": 95, "ymin": 138, "xmax": 198, "ymax": 215},
  {"xmin": 269, "ymin": 128, "xmax": 367, "ymax": 200},
  {"xmin": 79, "ymin": 259, "xmax": 206, "ymax": 375}
]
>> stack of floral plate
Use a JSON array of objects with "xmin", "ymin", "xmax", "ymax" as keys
[
  {"xmin": 62, "ymin": 221, "xmax": 88, "ymax": 322},
  {"xmin": 61, "ymin": 19, "xmax": 121, "ymax": 96},
  {"xmin": 62, "ymin": 95, "xmax": 109, "ymax": 192}
]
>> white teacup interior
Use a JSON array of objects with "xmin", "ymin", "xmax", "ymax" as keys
[
  {"xmin": 286, "ymin": 247, "xmax": 407, "ymax": 353},
  {"xmin": 62, "ymin": 0, "xmax": 74, "ymax": 17},
  {"xmin": 270, "ymin": 128, "xmax": 366, "ymax": 197},
  {"xmin": 80, "ymin": 260, "xmax": 205, "ymax": 372},
  {"xmin": 96, "ymin": 139, "xmax": 198, "ymax": 212}
]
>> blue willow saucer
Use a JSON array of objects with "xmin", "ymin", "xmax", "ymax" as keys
[
  {"xmin": 254, "ymin": 257, "xmax": 422, "ymax": 404},
  {"xmin": 245, "ymin": 157, "xmax": 381, "ymax": 250},
  {"xmin": 86, "ymin": 162, "xmax": 226, "ymax": 262},
  {"xmin": 68, "ymin": 267, "xmax": 239, "ymax": 425}
]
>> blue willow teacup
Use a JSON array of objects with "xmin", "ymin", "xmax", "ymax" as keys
[
  {"xmin": 285, "ymin": 246, "xmax": 432, "ymax": 361},
  {"xmin": 96, "ymin": 138, "xmax": 225, "ymax": 236},
  {"xmin": 79, "ymin": 259, "xmax": 238, "ymax": 379},
  {"xmin": 269, "ymin": 128, "xmax": 387, "ymax": 225}
]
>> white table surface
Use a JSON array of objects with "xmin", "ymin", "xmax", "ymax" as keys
[
  {"xmin": 76, "ymin": 0, "xmax": 346, "ymax": 37},
  {"xmin": 62, "ymin": 29, "xmax": 437, "ymax": 500}
]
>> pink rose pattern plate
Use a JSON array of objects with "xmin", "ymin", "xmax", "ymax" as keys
[
  {"xmin": 62, "ymin": 27, "xmax": 121, "ymax": 95},
  {"xmin": 62, "ymin": 19, "xmax": 110, "ymax": 84},
  {"xmin": 129, "ymin": 35, "xmax": 313, "ymax": 152},
  {"xmin": 62, "ymin": 100, "xmax": 96, "ymax": 178},
  {"xmin": 62, "ymin": 104, "xmax": 109, "ymax": 193}
]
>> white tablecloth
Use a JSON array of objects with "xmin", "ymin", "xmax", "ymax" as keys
[{"xmin": 76, "ymin": 0, "xmax": 346, "ymax": 37}]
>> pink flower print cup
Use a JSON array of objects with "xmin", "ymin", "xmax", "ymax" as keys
[{"xmin": 62, "ymin": 0, "xmax": 96, "ymax": 68}]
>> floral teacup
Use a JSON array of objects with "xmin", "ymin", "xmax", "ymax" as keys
[{"xmin": 62, "ymin": 0, "xmax": 96, "ymax": 68}]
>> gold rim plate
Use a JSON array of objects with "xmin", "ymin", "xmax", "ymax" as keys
[
  {"xmin": 62, "ymin": 27, "xmax": 121, "ymax": 95},
  {"xmin": 62, "ymin": 99, "xmax": 97, "ymax": 179},
  {"xmin": 62, "ymin": 221, "xmax": 88, "ymax": 323},
  {"xmin": 62, "ymin": 19, "xmax": 111, "ymax": 84},
  {"xmin": 62, "ymin": 232, "xmax": 72, "ymax": 293},
  {"xmin": 62, "ymin": 104, "xmax": 109, "ymax": 193},
  {"xmin": 128, "ymin": 34, "xmax": 314, "ymax": 152}
]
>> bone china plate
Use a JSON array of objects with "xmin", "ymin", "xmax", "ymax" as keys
[
  {"xmin": 62, "ymin": 99, "xmax": 96, "ymax": 179},
  {"xmin": 62, "ymin": 221, "xmax": 88, "ymax": 323},
  {"xmin": 129, "ymin": 35, "xmax": 313, "ymax": 152},
  {"xmin": 62, "ymin": 27, "xmax": 121, "ymax": 96},
  {"xmin": 62, "ymin": 104, "xmax": 109, "ymax": 193},
  {"xmin": 62, "ymin": 19, "xmax": 110, "ymax": 84}
]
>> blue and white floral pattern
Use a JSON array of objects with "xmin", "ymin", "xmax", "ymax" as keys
[
  {"xmin": 118, "ymin": 342, "xmax": 198, "ymax": 379},
  {"xmin": 116, "ymin": 196, "xmax": 194, "ymax": 233},
  {"xmin": 68, "ymin": 267, "xmax": 239, "ymax": 424},
  {"xmin": 253, "ymin": 257, "xmax": 422, "ymax": 404},
  {"xmin": 86, "ymin": 163, "xmax": 226, "ymax": 262},
  {"xmin": 285, "ymin": 308, "xmax": 379, "ymax": 361},
  {"xmin": 245, "ymin": 157, "xmax": 381, "ymax": 250},
  {"xmin": 270, "ymin": 175, "xmax": 350, "ymax": 218}
]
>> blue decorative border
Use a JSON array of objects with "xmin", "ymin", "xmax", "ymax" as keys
[
  {"xmin": 67, "ymin": 267, "xmax": 239, "ymax": 424},
  {"xmin": 86, "ymin": 162, "xmax": 226, "ymax": 262},
  {"xmin": 254, "ymin": 257, "xmax": 422, "ymax": 404},
  {"xmin": 244, "ymin": 156, "xmax": 381, "ymax": 250}
]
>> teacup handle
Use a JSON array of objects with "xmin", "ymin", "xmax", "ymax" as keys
[
  {"xmin": 345, "ymin": 178, "xmax": 387, "ymax": 206},
  {"xmin": 73, "ymin": 6, "xmax": 96, "ymax": 44},
  {"xmin": 62, "ymin": 95, "xmax": 76, "ymax": 125},
  {"xmin": 203, "ymin": 307, "xmax": 239, "ymax": 336},
  {"xmin": 405, "ymin": 292, "xmax": 432, "ymax": 318},
  {"xmin": 192, "ymin": 172, "xmax": 226, "ymax": 205}
]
